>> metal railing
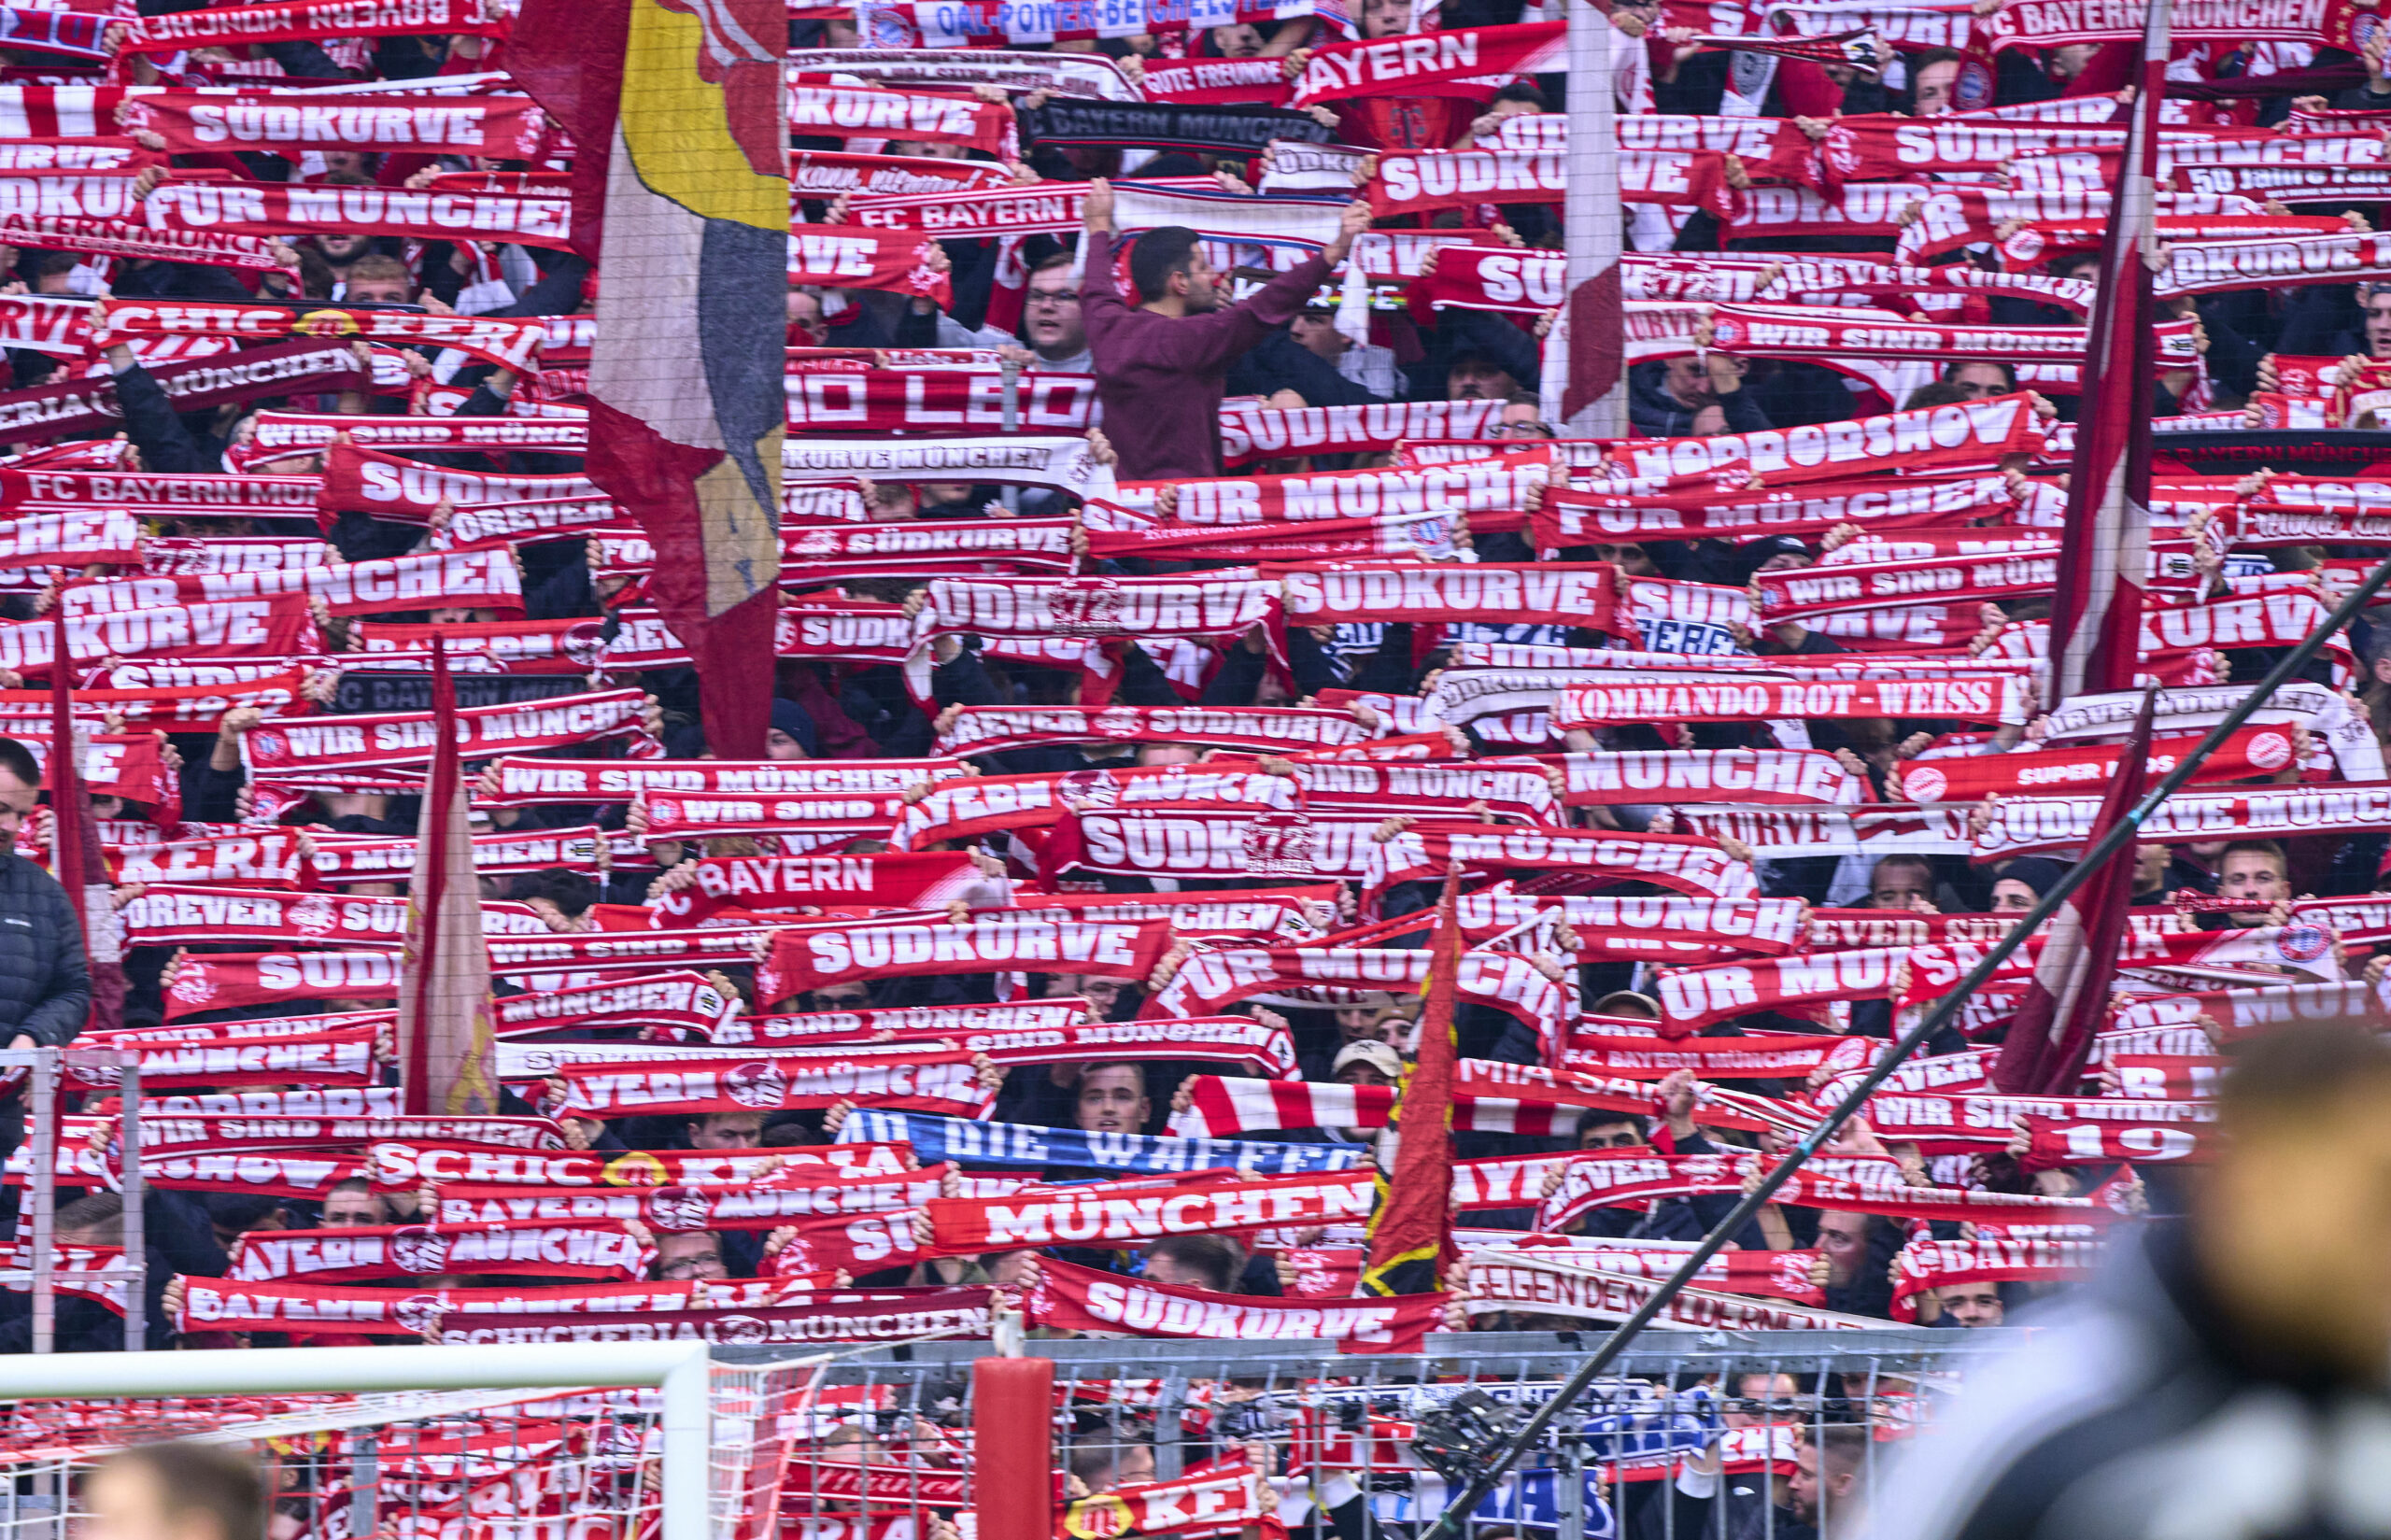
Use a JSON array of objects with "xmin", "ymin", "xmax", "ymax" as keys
[
  {"xmin": 0, "ymin": 1344, "xmax": 713, "ymax": 1540},
  {"xmin": 0, "ymin": 1046, "xmax": 145, "ymax": 1354},
  {"xmin": 728, "ymin": 1328, "xmax": 2014, "ymax": 1540}
]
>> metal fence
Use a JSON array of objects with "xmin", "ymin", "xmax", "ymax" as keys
[
  {"xmin": 733, "ymin": 1328, "xmax": 2016, "ymax": 1540},
  {"xmin": 0, "ymin": 1344, "xmax": 714, "ymax": 1540}
]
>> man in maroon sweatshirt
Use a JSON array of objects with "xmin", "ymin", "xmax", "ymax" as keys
[{"xmin": 1080, "ymin": 178, "xmax": 1371, "ymax": 481}]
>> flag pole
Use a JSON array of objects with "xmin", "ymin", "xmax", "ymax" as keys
[
  {"xmin": 1555, "ymin": 0, "xmax": 1627, "ymax": 437},
  {"xmin": 2045, "ymin": 0, "xmax": 2170, "ymax": 708},
  {"xmin": 399, "ymin": 633, "xmax": 452, "ymax": 1115},
  {"xmin": 46, "ymin": 604, "xmax": 83, "ymax": 937},
  {"xmin": 1415, "ymin": 542, "xmax": 2391, "ymax": 1540}
]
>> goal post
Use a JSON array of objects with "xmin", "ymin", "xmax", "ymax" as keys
[{"xmin": 0, "ymin": 1342, "xmax": 714, "ymax": 1540}]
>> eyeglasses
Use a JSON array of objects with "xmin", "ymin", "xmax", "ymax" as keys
[{"xmin": 1027, "ymin": 291, "xmax": 1082, "ymax": 307}]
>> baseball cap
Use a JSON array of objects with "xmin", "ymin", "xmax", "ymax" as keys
[{"xmin": 1332, "ymin": 1041, "xmax": 1405, "ymax": 1080}]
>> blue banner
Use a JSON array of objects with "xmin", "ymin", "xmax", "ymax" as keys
[{"xmin": 840, "ymin": 1110, "xmax": 1365, "ymax": 1176}]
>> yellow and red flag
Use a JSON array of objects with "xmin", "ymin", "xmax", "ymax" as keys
[
  {"xmin": 1361, "ymin": 868, "xmax": 1462, "ymax": 1297},
  {"xmin": 510, "ymin": 0, "xmax": 786, "ymax": 756}
]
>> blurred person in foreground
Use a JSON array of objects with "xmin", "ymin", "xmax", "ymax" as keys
[
  {"xmin": 89, "ymin": 1444, "xmax": 268, "ymax": 1540},
  {"xmin": 1868, "ymin": 1022, "xmax": 2391, "ymax": 1540}
]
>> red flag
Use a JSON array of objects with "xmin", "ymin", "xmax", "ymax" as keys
[
  {"xmin": 2044, "ymin": 6, "xmax": 2168, "ymax": 706},
  {"xmin": 1991, "ymin": 688, "xmax": 2155, "ymax": 1095},
  {"xmin": 507, "ymin": 0, "xmax": 786, "ymax": 758},
  {"xmin": 46, "ymin": 605, "xmax": 114, "ymax": 1036},
  {"xmin": 396, "ymin": 640, "xmax": 500, "ymax": 1116},
  {"xmin": 1361, "ymin": 868, "xmax": 1461, "ymax": 1296}
]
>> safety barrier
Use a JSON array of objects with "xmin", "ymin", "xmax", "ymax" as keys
[{"xmin": 731, "ymin": 1327, "xmax": 2017, "ymax": 1540}]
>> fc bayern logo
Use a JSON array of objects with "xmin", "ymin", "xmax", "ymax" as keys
[
  {"xmin": 1901, "ymin": 764, "xmax": 1947, "ymax": 802},
  {"xmin": 2274, "ymin": 924, "xmax": 2331, "ymax": 964},
  {"xmin": 2246, "ymin": 730, "xmax": 2293, "ymax": 771},
  {"xmin": 288, "ymin": 893, "xmax": 338, "ymax": 939},
  {"xmin": 724, "ymin": 1061, "xmax": 788, "ymax": 1109},
  {"xmin": 1954, "ymin": 60, "xmax": 1993, "ymax": 111}
]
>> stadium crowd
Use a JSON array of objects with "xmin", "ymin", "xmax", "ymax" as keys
[{"xmin": 1, "ymin": 0, "xmax": 2390, "ymax": 1533}]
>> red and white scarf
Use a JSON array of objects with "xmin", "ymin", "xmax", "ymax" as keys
[
  {"xmin": 163, "ymin": 954, "xmax": 403, "ymax": 1020},
  {"xmin": 1895, "ymin": 725, "xmax": 2297, "ymax": 802},
  {"xmin": 1138, "ymin": 56, "xmax": 1291, "ymax": 105},
  {"xmin": 1290, "ymin": 22, "xmax": 1563, "ymax": 106},
  {"xmin": 177, "ymin": 1279, "xmax": 702, "ymax": 1337},
  {"xmin": 101, "ymin": 301, "xmax": 545, "ymax": 374},
  {"xmin": 551, "ymin": 1051, "xmax": 995, "ymax": 1119},
  {"xmin": 1606, "ymin": 393, "xmax": 2046, "ymax": 487},
  {"xmin": 893, "ymin": 765, "xmax": 1297, "ymax": 849},
  {"xmin": 919, "ymin": 575, "xmax": 1276, "ymax": 643},
  {"xmin": 784, "ymin": 433, "xmax": 1108, "ymax": 494},
  {"xmin": 240, "ymin": 690, "xmax": 648, "ymax": 773},
  {"xmin": 121, "ymin": 92, "xmax": 541, "ymax": 159},
  {"xmin": 0, "ymin": 465, "xmax": 319, "ymax": 516},
  {"xmin": 786, "ymin": 227, "xmax": 952, "ymax": 305},
  {"xmin": 244, "ymin": 409, "xmax": 590, "ymax": 461},
  {"xmin": 760, "ymin": 915, "xmax": 1173, "ymax": 998},
  {"xmin": 64, "ymin": 551, "xmax": 523, "ymax": 618},
  {"xmin": 927, "ymin": 1170, "xmax": 1373, "ymax": 1251},
  {"xmin": 430, "ymin": 1168, "xmax": 945, "ymax": 1230},
  {"xmin": 633, "ymin": 792, "xmax": 899, "ymax": 842},
  {"xmin": 782, "ymin": 516, "xmax": 1078, "ymax": 580},
  {"xmin": 2015, "ymin": 1117, "xmax": 2214, "ymax": 1169},
  {"xmin": 1707, "ymin": 304, "xmax": 2198, "ymax": 367},
  {"xmin": 1557, "ymin": 675, "xmax": 2028, "ymax": 728},
  {"xmin": 435, "ymin": 1291, "xmax": 993, "ymax": 1346},
  {"xmin": 491, "ymin": 974, "xmax": 738, "ymax": 1038},
  {"xmin": 143, "ymin": 176, "xmax": 571, "ymax": 247},
  {"xmin": 304, "ymin": 826, "xmax": 612, "ymax": 885},
  {"xmin": 138, "ymin": 1148, "xmax": 368, "ymax": 1196},
  {"xmin": 0, "ymin": 338, "xmax": 369, "ymax": 446},
  {"xmin": 788, "ymin": 85, "xmax": 1016, "ymax": 154},
  {"xmin": 0, "ymin": 595, "xmax": 317, "ymax": 672},
  {"xmin": 1978, "ymin": 784, "xmax": 2391, "ymax": 857},
  {"xmin": 1858, "ymin": 1090, "xmax": 2215, "ymax": 1151},
  {"xmin": 1372, "ymin": 146, "xmax": 1728, "ymax": 218},
  {"xmin": 1170, "ymin": 1062, "xmax": 1793, "ymax": 1140},
  {"xmin": 1033, "ymin": 1254, "xmax": 1439, "ymax": 1354},
  {"xmin": 935, "ymin": 704, "xmax": 1368, "ymax": 757},
  {"xmin": 368, "ymin": 1141, "xmax": 911, "ymax": 1192},
  {"xmin": 1465, "ymin": 1250, "xmax": 1888, "ymax": 1332},
  {"xmin": 485, "ymin": 926, "xmax": 783, "ymax": 981},
  {"xmin": 1220, "ymin": 399, "xmax": 1506, "ymax": 463},
  {"xmin": 1148, "ymin": 947, "xmax": 1568, "ymax": 1043},
  {"xmin": 1367, "ymin": 826, "xmax": 1758, "ymax": 900},
  {"xmin": 656, "ymin": 852, "xmax": 989, "ymax": 922},
  {"xmin": 1888, "ymin": 1236, "xmax": 2101, "ymax": 1320},
  {"xmin": 789, "ymin": 148, "xmax": 1020, "ymax": 198},
  {"xmin": 227, "ymin": 1222, "xmax": 652, "ymax": 1284},
  {"xmin": 119, "ymin": 885, "xmax": 526, "ymax": 950},
  {"xmin": 1113, "ymin": 452, "xmax": 1552, "ymax": 524},
  {"xmin": 1458, "ymin": 892, "xmax": 1804, "ymax": 956},
  {"xmin": 318, "ymin": 442, "xmax": 596, "ymax": 522},
  {"xmin": 1549, "ymin": 747, "xmax": 1868, "ymax": 806},
  {"xmin": 1042, "ymin": 808, "xmax": 1387, "ymax": 883},
  {"xmin": 481, "ymin": 754, "xmax": 956, "ymax": 806},
  {"xmin": 115, "ymin": 0, "xmax": 507, "ymax": 54},
  {"xmin": 1271, "ymin": 561, "xmax": 1626, "ymax": 634}
]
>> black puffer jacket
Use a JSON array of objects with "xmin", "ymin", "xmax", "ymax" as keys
[{"xmin": 0, "ymin": 854, "xmax": 89, "ymax": 1047}]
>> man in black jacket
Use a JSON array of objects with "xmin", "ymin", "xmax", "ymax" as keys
[
  {"xmin": 0, "ymin": 736, "xmax": 91, "ymax": 1052},
  {"xmin": 1870, "ymin": 1022, "xmax": 2391, "ymax": 1540}
]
